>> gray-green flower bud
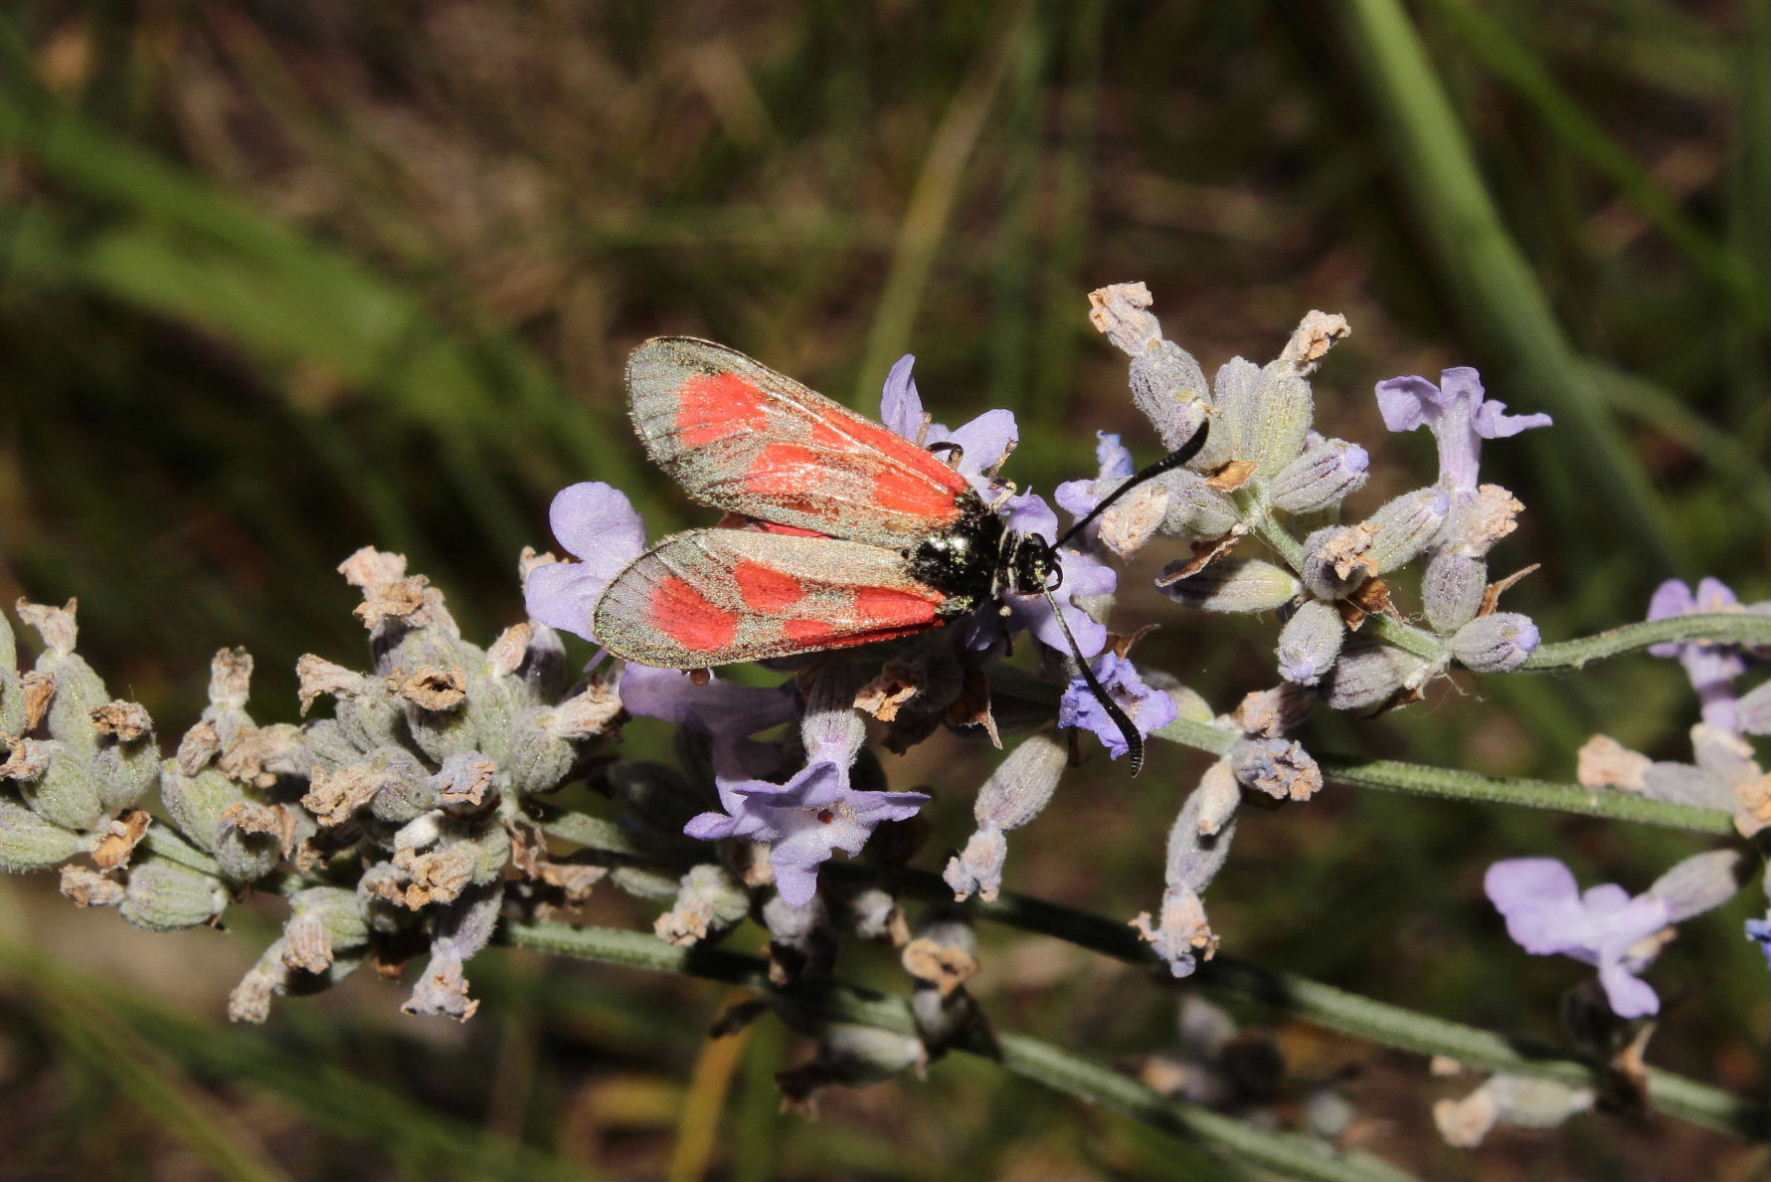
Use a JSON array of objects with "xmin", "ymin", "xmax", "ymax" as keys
[
  {"xmin": 1269, "ymin": 436, "xmax": 1370, "ymax": 514},
  {"xmin": 1423, "ymin": 552, "xmax": 1487, "ymax": 634},
  {"xmin": 1737, "ymin": 681, "xmax": 1771, "ymax": 736},
  {"xmin": 1242, "ymin": 361, "xmax": 1314, "ymax": 477},
  {"xmin": 1158, "ymin": 469, "xmax": 1238, "ymax": 538},
  {"xmin": 1160, "ymin": 559, "xmax": 1300, "ymax": 614},
  {"xmin": 120, "ymin": 859, "xmax": 227, "ymax": 932},
  {"xmin": 1450, "ymin": 612, "xmax": 1540, "ymax": 673},
  {"xmin": 503, "ymin": 708, "xmax": 574, "ymax": 797},
  {"xmin": 23, "ymin": 743, "xmax": 103, "ymax": 831},
  {"xmin": 1325, "ymin": 641, "xmax": 1431, "ymax": 710},
  {"xmin": 1130, "ymin": 341, "xmax": 1212, "ymax": 454},
  {"xmin": 90, "ymin": 704, "xmax": 158, "ymax": 813},
  {"xmin": 1275, "ymin": 600, "xmax": 1345, "ymax": 686},
  {"xmin": 160, "ymin": 763, "xmax": 246, "ymax": 852},
  {"xmin": 1208, "ymin": 358, "xmax": 1261, "ymax": 468},
  {"xmin": 0, "ymin": 798, "xmax": 86, "ymax": 870},
  {"xmin": 1649, "ymin": 849, "xmax": 1748, "ymax": 923},
  {"xmin": 1363, "ymin": 488, "xmax": 1451, "ymax": 574}
]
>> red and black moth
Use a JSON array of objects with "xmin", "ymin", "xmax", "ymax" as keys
[{"xmin": 594, "ymin": 337, "xmax": 1208, "ymax": 773}]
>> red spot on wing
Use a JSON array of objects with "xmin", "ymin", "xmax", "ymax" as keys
[
  {"xmin": 649, "ymin": 576, "xmax": 739, "ymax": 652},
  {"xmin": 733, "ymin": 561, "xmax": 806, "ymax": 612},
  {"xmin": 874, "ymin": 467, "xmax": 963, "ymax": 519},
  {"xmin": 746, "ymin": 443, "xmax": 822, "ymax": 496},
  {"xmin": 677, "ymin": 373, "xmax": 768, "ymax": 448},
  {"xmin": 855, "ymin": 585, "xmax": 943, "ymax": 627},
  {"xmin": 784, "ymin": 617, "xmax": 836, "ymax": 644},
  {"xmin": 810, "ymin": 418, "xmax": 851, "ymax": 449}
]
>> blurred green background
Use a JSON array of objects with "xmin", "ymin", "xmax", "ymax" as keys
[{"xmin": 0, "ymin": 2, "xmax": 1765, "ymax": 1179}]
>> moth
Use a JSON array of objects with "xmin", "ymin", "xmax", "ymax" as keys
[{"xmin": 594, "ymin": 337, "xmax": 1207, "ymax": 772}]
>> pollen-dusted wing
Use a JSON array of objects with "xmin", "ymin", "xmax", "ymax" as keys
[
  {"xmin": 593, "ymin": 528, "xmax": 951, "ymax": 668},
  {"xmin": 625, "ymin": 337, "xmax": 972, "ymax": 550}
]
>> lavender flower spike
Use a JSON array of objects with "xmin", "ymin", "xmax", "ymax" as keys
[
  {"xmin": 1484, "ymin": 858, "xmax": 1671, "ymax": 1018},
  {"xmin": 523, "ymin": 482, "xmax": 648, "ymax": 644},
  {"xmin": 1375, "ymin": 367, "xmax": 1551, "ymax": 493}
]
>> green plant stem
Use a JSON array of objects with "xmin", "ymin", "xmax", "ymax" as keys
[
  {"xmin": 1522, "ymin": 614, "xmax": 1771, "ymax": 670},
  {"xmin": 1315, "ymin": 754, "xmax": 1733, "ymax": 833},
  {"xmin": 1151, "ymin": 717, "xmax": 1733, "ymax": 833},
  {"xmin": 534, "ymin": 816, "xmax": 1758, "ymax": 1138},
  {"xmin": 505, "ymin": 922, "xmax": 1416, "ymax": 1182}
]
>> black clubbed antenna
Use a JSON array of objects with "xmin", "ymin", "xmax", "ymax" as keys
[
  {"xmin": 1055, "ymin": 420, "xmax": 1210, "ymax": 550},
  {"xmin": 1043, "ymin": 587, "xmax": 1144, "ymax": 776}
]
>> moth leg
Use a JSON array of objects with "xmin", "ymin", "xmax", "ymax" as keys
[
  {"xmin": 984, "ymin": 437, "xmax": 1019, "ymax": 482},
  {"xmin": 926, "ymin": 440, "xmax": 966, "ymax": 470}
]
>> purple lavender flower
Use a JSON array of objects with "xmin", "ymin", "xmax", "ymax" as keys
[
  {"xmin": 1059, "ymin": 651, "xmax": 1179, "ymax": 760},
  {"xmin": 1747, "ymin": 918, "xmax": 1771, "ymax": 969},
  {"xmin": 1648, "ymin": 578, "xmax": 1748, "ymax": 732},
  {"xmin": 1484, "ymin": 858, "xmax": 1671, "ymax": 1018},
  {"xmin": 1375, "ymin": 368, "xmax": 1552, "ymax": 494},
  {"xmin": 523, "ymin": 483, "xmax": 648, "ymax": 644},
  {"xmin": 880, "ymin": 355, "xmax": 1018, "ymax": 491},
  {"xmin": 685, "ymin": 764, "xmax": 927, "ymax": 906},
  {"xmin": 682, "ymin": 666, "xmax": 927, "ymax": 905}
]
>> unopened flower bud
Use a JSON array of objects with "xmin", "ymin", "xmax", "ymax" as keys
[
  {"xmin": 500, "ymin": 708, "xmax": 575, "ymax": 796},
  {"xmin": 1300, "ymin": 525, "xmax": 1375, "ymax": 599},
  {"xmin": 23, "ymin": 744, "xmax": 103, "ymax": 831},
  {"xmin": 1650, "ymin": 849, "xmax": 1748, "ymax": 922},
  {"xmin": 1194, "ymin": 759, "xmax": 1241, "ymax": 836},
  {"xmin": 973, "ymin": 734, "xmax": 1066, "ymax": 832},
  {"xmin": 1276, "ymin": 600, "xmax": 1344, "ymax": 686},
  {"xmin": 1451, "ymin": 612, "xmax": 1540, "ymax": 672},
  {"xmin": 1364, "ymin": 488, "xmax": 1451, "ymax": 574},
  {"xmin": 0, "ymin": 798, "xmax": 85, "ymax": 869},
  {"xmin": 1158, "ymin": 469, "xmax": 1238, "ymax": 537},
  {"xmin": 1269, "ymin": 436, "xmax": 1370, "ymax": 513},
  {"xmin": 1130, "ymin": 343, "xmax": 1212, "ymax": 453},
  {"xmin": 159, "ymin": 763, "xmax": 247, "ymax": 852},
  {"xmin": 1160, "ymin": 559, "xmax": 1299, "ymax": 613},
  {"xmin": 1487, "ymin": 1075, "xmax": 1594, "ymax": 1131},
  {"xmin": 1735, "ymin": 681, "xmax": 1771, "ymax": 736},
  {"xmin": 1325, "ymin": 641, "xmax": 1431, "ymax": 710},
  {"xmin": 91, "ymin": 720, "xmax": 159, "ymax": 813},
  {"xmin": 1423, "ymin": 552, "xmax": 1487, "ymax": 634},
  {"xmin": 1243, "ymin": 361, "xmax": 1314, "ymax": 477},
  {"xmin": 120, "ymin": 859, "xmax": 227, "ymax": 931}
]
